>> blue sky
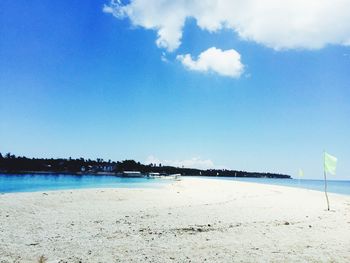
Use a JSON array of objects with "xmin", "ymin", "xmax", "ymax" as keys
[{"xmin": 1, "ymin": 0, "xmax": 349, "ymax": 179}]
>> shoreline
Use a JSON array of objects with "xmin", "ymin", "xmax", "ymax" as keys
[
  {"xmin": 1, "ymin": 178, "xmax": 349, "ymax": 262},
  {"xmin": 2, "ymin": 174, "xmax": 349, "ymax": 196},
  {"xmin": 1, "ymin": 177, "xmax": 348, "ymax": 197}
]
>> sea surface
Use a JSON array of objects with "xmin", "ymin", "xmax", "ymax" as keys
[
  {"xmin": 198, "ymin": 176, "xmax": 350, "ymax": 195},
  {"xmin": 0, "ymin": 173, "xmax": 171, "ymax": 193},
  {"xmin": 0, "ymin": 173, "xmax": 349, "ymax": 195}
]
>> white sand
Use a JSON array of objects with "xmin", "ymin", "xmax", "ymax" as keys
[{"xmin": 0, "ymin": 178, "xmax": 350, "ymax": 263}]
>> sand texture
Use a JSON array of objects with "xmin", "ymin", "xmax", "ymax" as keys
[{"xmin": 1, "ymin": 178, "xmax": 350, "ymax": 262}]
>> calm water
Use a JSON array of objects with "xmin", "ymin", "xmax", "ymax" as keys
[
  {"xmin": 197, "ymin": 176, "xmax": 350, "ymax": 195},
  {"xmin": 0, "ymin": 173, "xmax": 171, "ymax": 193},
  {"xmin": 1, "ymin": 174, "xmax": 349, "ymax": 195}
]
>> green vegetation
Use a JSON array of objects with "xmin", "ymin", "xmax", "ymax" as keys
[{"xmin": 0, "ymin": 152, "xmax": 291, "ymax": 179}]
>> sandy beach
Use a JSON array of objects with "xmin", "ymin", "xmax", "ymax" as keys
[{"xmin": 0, "ymin": 178, "xmax": 350, "ymax": 263}]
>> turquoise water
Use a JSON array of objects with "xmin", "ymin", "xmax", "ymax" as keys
[
  {"xmin": 0, "ymin": 173, "xmax": 171, "ymax": 193},
  {"xmin": 1, "ymin": 174, "xmax": 349, "ymax": 195},
  {"xmin": 197, "ymin": 176, "xmax": 350, "ymax": 195}
]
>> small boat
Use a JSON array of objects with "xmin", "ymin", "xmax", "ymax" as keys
[
  {"xmin": 120, "ymin": 171, "xmax": 143, "ymax": 177},
  {"xmin": 146, "ymin": 172, "xmax": 160, "ymax": 179}
]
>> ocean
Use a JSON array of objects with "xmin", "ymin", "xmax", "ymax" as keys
[
  {"xmin": 0, "ymin": 173, "xmax": 349, "ymax": 195},
  {"xmin": 0, "ymin": 173, "xmax": 170, "ymax": 193},
  {"xmin": 199, "ymin": 176, "xmax": 350, "ymax": 195}
]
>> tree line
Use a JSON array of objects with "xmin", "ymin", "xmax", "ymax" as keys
[{"xmin": 0, "ymin": 152, "xmax": 291, "ymax": 178}]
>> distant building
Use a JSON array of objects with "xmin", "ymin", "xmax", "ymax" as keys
[{"xmin": 102, "ymin": 165, "xmax": 115, "ymax": 172}]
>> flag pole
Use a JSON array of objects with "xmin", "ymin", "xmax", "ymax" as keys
[{"xmin": 323, "ymin": 151, "xmax": 330, "ymax": 211}]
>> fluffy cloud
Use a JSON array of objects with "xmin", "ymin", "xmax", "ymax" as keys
[
  {"xmin": 104, "ymin": 0, "xmax": 350, "ymax": 51},
  {"xmin": 177, "ymin": 47, "xmax": 244, "ymax": 78},
  {"xmin": 146, "ymin": 155, "xmax": 215, "ymax": 170}
]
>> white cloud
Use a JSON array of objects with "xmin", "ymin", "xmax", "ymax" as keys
[
  {"xmin": 146, "ymin": 155, "xmax": 215, "ymax": 170},
  {"xmin": 177, "ymin": 47, "xmax": 244, "ymax": 78},
  {"xmin": 104, "ymin": 0, "xmax": 350, "ymax": 51}
]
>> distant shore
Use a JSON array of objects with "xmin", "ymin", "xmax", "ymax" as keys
[
  {"xmin": 0, "ymin": 153, "xmax": 292, "ymax": 179},
  {"xmin": 1, "ymin": 178, "xmax": 349, "ymax": 262},
  {"xmin": 0, "ymin": 170, "xmax": 292, "ymax": 179}
]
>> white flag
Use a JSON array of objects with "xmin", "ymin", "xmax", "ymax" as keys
[{"xmin": 324, "ymin": 152, "xmax": 337, "ymax": 175}]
